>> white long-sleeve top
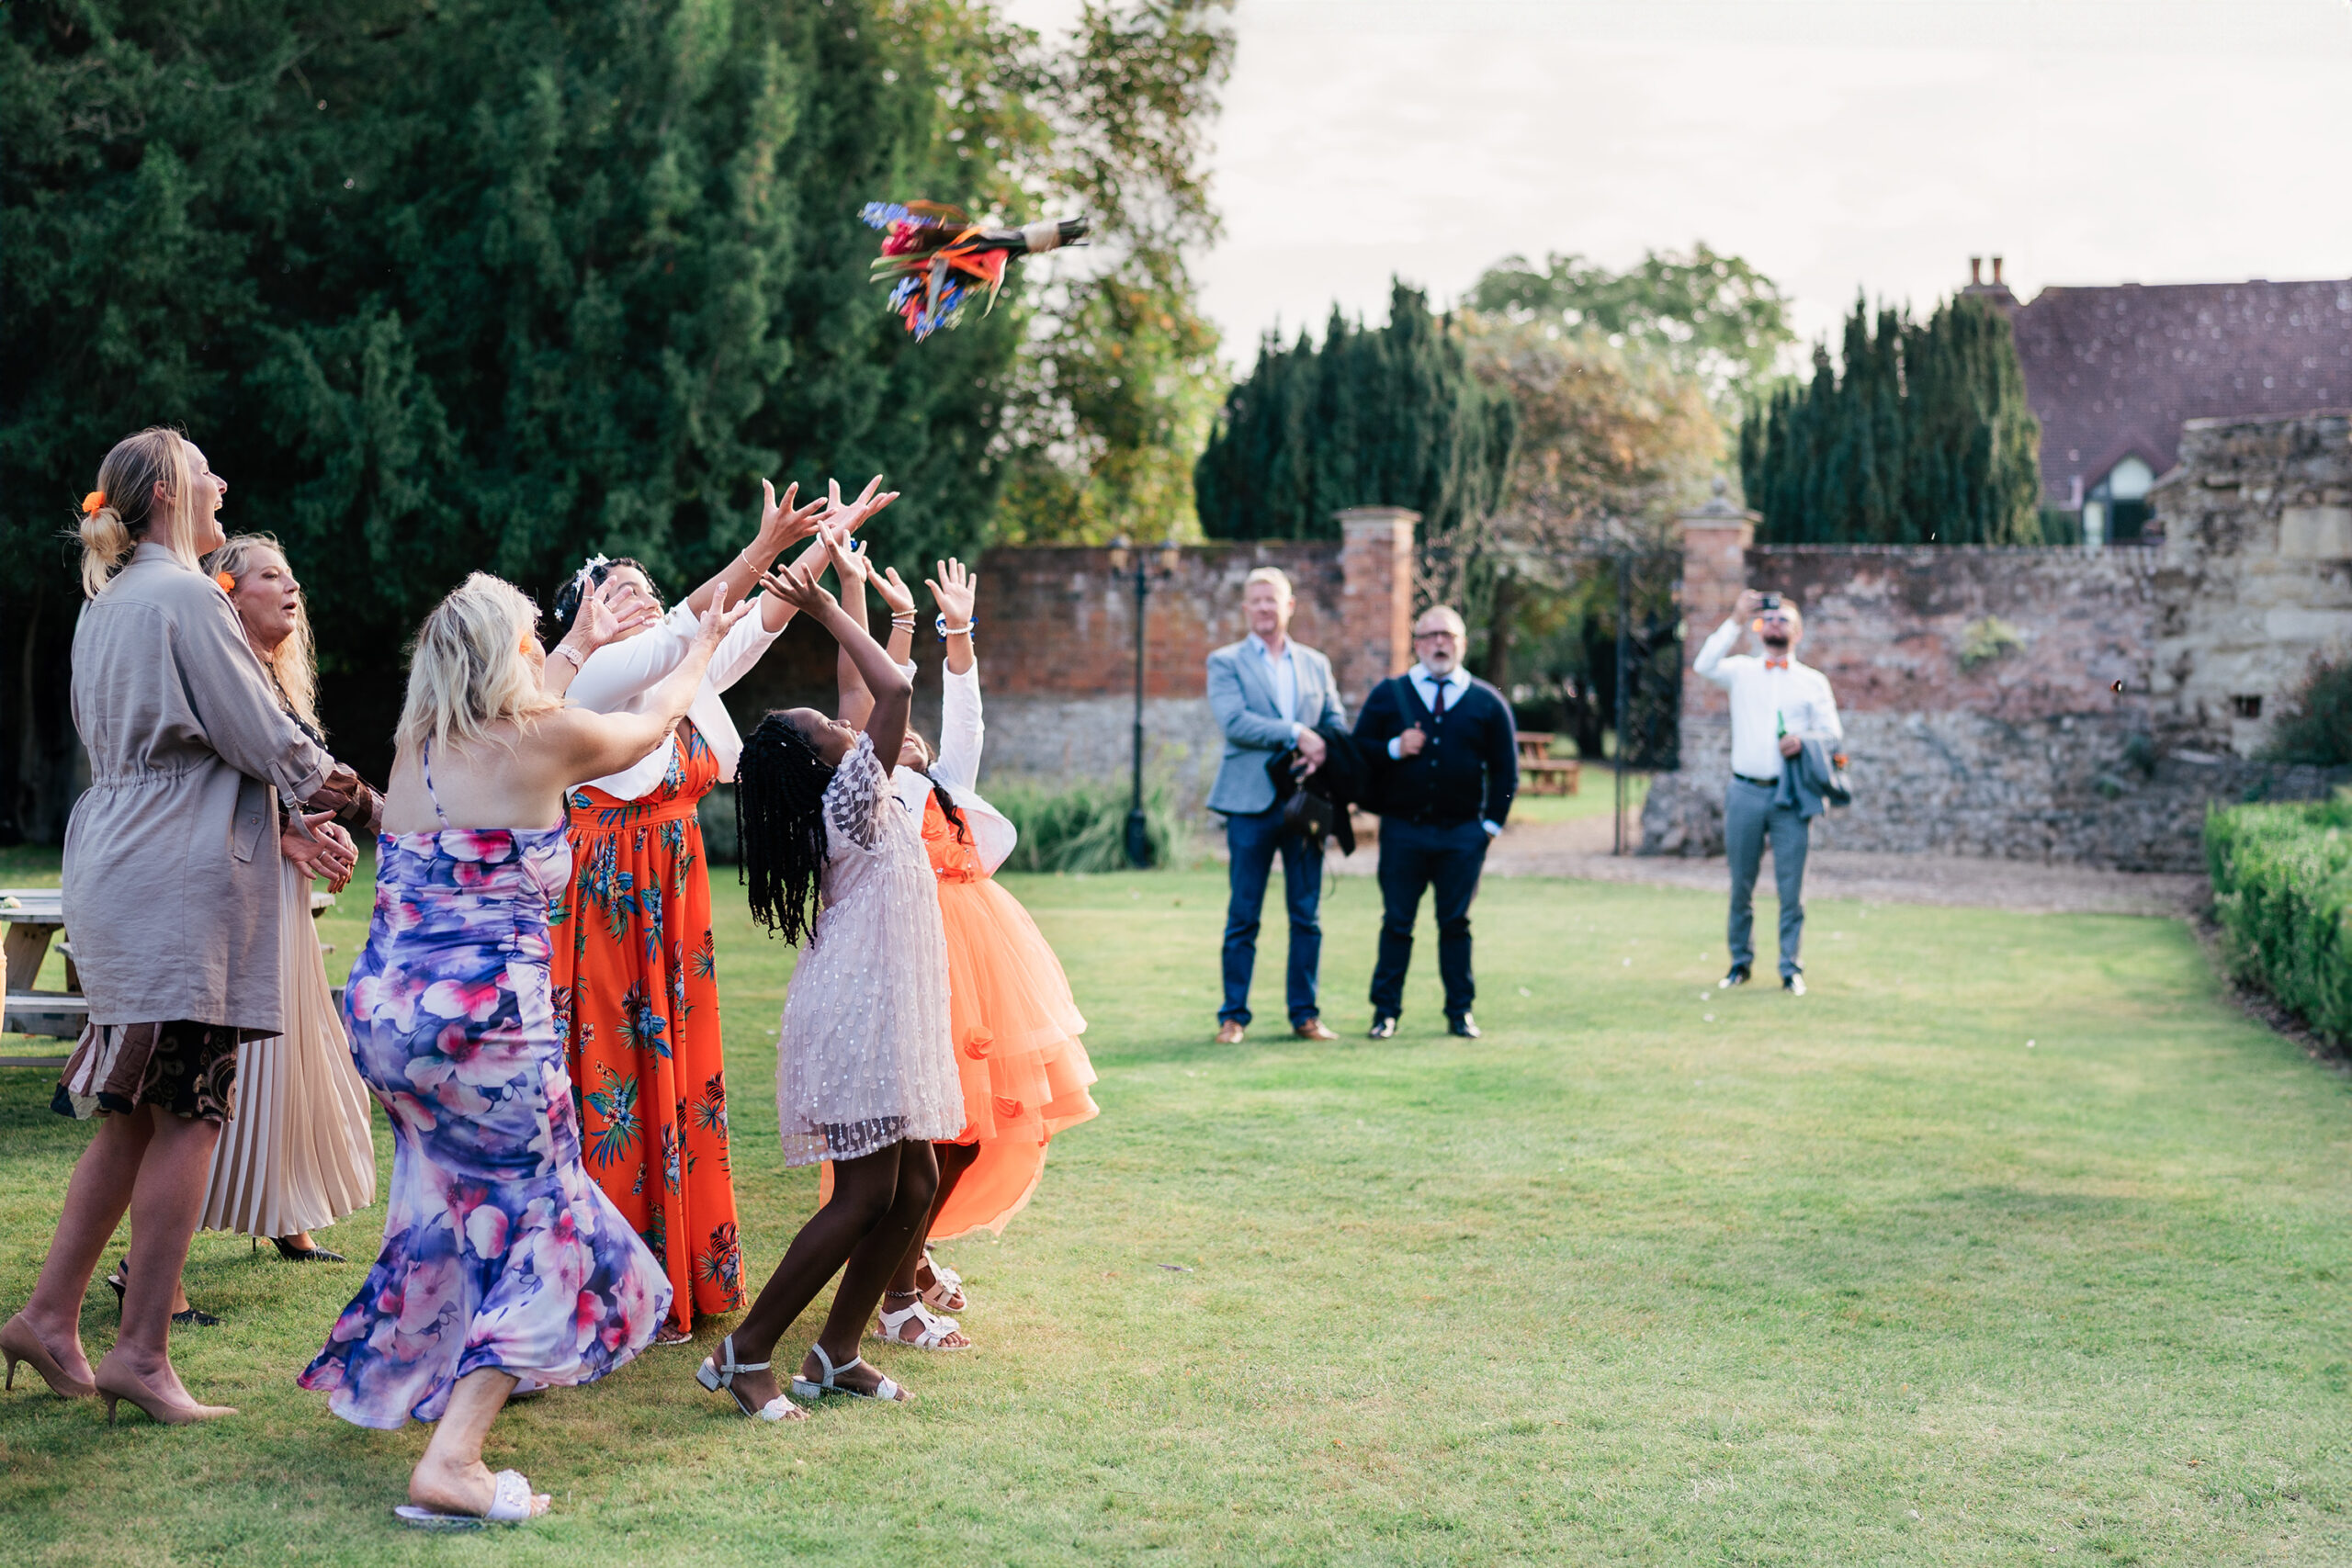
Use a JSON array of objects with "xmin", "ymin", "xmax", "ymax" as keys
[
  {"xmin": 563, "ymin": 598, "xmax": 784, "ymax": 798},
  {"xmin": 887, "ymin": 660, "xmax": 1018, "ymax": 875},
  {"xmin": 1692, "ymin": 617, "xmax": 1843, "ymax": 782}
]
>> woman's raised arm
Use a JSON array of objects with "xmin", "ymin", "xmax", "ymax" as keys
[{"xmin": 763, "ymin": 547, "xmax": 911, "ymax": 773}]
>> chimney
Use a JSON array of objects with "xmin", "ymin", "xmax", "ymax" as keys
[
  {"xmin": 1969, "ymin": 256, "xmax": 1983, "ymax": 286},
  {"xmin": 1992, "ymin": 255, "xmax": 2005, "ymax": 286}
]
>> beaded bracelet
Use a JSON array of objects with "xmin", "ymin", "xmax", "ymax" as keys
[{"xmin": 936, "ymin": 614, "xmax": 977, "ymax": 640}]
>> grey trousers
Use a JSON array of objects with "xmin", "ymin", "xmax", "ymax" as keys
[{"xmin": 1724, "ymin": 777, "xmax": 1810, "ymax": 979}]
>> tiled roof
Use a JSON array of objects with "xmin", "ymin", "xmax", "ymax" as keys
[{"xmin": 2005, "ymin": 278, "xmax": 2352, "ymax": 508}]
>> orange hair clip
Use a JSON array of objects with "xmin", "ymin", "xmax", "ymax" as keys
[
  {"xmin": 82, "ymin": 490, "xmax": 107, "ymax": 515},
  {"xmin": 215, "ymin": 571, "xmax": 238, "ymax": 594}
]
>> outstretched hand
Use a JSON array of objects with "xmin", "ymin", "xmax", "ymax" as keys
[
  {"xmin": 757, "ymin": 479, "xmax": 829, "ymax": 551},
  {"xmin": 926, "ymin": 557, "xmax": 976, "ymax": 627},
  {"xmin": 868, "ymin": 563, "xmax": 917, "ymax": 618},
  {"xmin": 569, "ymin": 577, "xmax": 659, "ymax": 653},
  {"xmin": 820, "ymin": 474, "xmax": 900, "ymax": 538},
  {"xmin": 690, "ymin": 583, "xmax": 757, "ymax": 651},
  {"xmin": 760, "ymin": 551, "xmax": 839, "ymax": 620}
]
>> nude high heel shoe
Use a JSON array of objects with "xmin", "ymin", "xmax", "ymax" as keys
[
  {"xmin": 91, "ymin": 1356, "xmax": 235, "ymax": 1426},
  {"xmin": 1, "ymin": 1314, "xmax": 96, "ymax": 1400}
]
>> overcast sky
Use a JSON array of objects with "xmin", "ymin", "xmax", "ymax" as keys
[{"xmin": 1006, "ymin": 0, "xmax": 2352, "ymax": 367}]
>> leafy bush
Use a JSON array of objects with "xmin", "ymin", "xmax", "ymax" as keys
[
  {"xmin": 2206, "ymin": 793, "xmax": 2352, "ymax": 1046},
  {"xmin": 991, "ymin": 778, "xmax": 1194, "ymax": 874},
  {"xmin": 2262, "ymin": 655, "xmax": 2352, "ymax": 766}
]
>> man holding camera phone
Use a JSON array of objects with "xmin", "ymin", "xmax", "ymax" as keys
[{"xmin": 1692, "ymin": 589, "xmax": 1843, "ymax": 995}]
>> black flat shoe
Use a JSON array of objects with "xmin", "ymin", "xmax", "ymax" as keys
[
  {"xmin": 1367, "ymin": 1015, "xmax": 1397, "ymax": 1040},
  {"xmin": 1720, "ymin": 964, "xmax": 1751, "ymax": 988},
  {"xmin": 269, "ymin": 1237, "xmax": 345, "ymax": 1264},
  {"xmin": 1448, "ymin": 1014, "xmax": 1480, "ymax": 1039},
  {"xmin": 170, "ymin": 1306, "xmax": 222, "ymax": 1328}
]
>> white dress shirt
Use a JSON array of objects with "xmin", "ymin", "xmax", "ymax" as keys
[
  {"xmin": 1385, "ymin": 662, "xmax": 1505, "ymax": 837},
  {"xmin": 1248, "ymin": 633, "xmax": 1308, "ymax": 740},
  {"xmin": 1692, "ymin": 617, "xmax": 1843, "ymax": 782},
  {"xmin": 563, "ymin": 599, "xmax": 785, "ymax": 798}
]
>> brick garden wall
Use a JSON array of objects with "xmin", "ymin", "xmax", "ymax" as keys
[{"xmin": 713, "ymin": 511, "xmax": 1418, "ymax": 819}]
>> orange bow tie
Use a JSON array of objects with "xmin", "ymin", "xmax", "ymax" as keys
[{"xmin": 1763, "ymin": 658, "xmax": 1789, "ymax": 671}]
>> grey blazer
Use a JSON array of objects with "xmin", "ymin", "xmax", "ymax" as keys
[
  {"xmin": 62, "ymin": 543, "xmax": 335, "ymax": 1031},
  {"xmin": 1204, "ymin": 637, "xmax": 1347, "ymax": 816}
]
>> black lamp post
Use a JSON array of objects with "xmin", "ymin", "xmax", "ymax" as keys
[{"xmin": 1109, "ymin": 534, "xmax": 1182, "ymax": 868}]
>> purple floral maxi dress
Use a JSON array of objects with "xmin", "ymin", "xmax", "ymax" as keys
[{"xmin": 300, "ymin": 816, "xmax": 672, "ymax": 1427}]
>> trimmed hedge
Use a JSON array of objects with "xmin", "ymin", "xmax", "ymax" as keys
[{"xmin": 2206, "ymin": 793, "xmax": 2352, "ymax": 1046}]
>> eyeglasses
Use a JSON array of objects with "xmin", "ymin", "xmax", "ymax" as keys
[{"xmin": 1413, "ymin": 629, "xmax": 1458, "ymax": 641}]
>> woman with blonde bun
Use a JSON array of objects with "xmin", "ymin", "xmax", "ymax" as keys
[{"xmin": 1, "ymin": 429, "xmax": 368, "ymax": 1427}]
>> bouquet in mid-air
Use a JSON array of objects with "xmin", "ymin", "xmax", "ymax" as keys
[{"xmin": 861, "ymin": 201, "xmax": 1088, "ymax": 340}]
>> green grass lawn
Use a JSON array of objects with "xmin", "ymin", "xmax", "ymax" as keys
[
  {"xmin": 1498, "ymin": 769, "xmax": 1646, "ymax": 826},
  {"xmin": 6, "ymin": 850, "xmax": 2352, "ymax": 1564}
]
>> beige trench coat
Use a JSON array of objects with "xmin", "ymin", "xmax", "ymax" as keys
[{"xmin": 62, "ymin": 543, "xmax": 336, "ymax": 1032}]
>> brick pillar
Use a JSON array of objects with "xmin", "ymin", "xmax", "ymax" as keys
[
  {"xmin": 1335, "ymin": 507, "xmax": 1419, "ymax": 708},
  {"xmin": 1676, "ymin": 491, "xmax": 1758, "ymax": 730}
]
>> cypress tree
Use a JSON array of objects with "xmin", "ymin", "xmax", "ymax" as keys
[
  {"xmin": 1194, "ymin": 279, "xmax": 1514, "ymax": 542},
  {"xmin": 1739, "ymin": 293, "xmax": 2041, "ymax": 546}
]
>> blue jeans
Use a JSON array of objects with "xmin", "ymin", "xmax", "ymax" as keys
[
  {"xmin": 1220, "ymin": 806, "xmax": 1322, "ymax": 1027},
  {"xmin": 1370, "ymin": 818, "xmax": 1489, "ymax": 1021},
  {"xmin": 1724, "ymin": 777, "xmax": 1810, "ymax": 979}
]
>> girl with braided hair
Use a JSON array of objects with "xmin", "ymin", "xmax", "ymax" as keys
[
  {"xmin": 548, "ymin": 476, "xmax": 889, "ymax": 1344},
  {"xmin": 694, "ymin": 539, "xmax": 959, "ymax": 1419},
  {"xmin": 809, "ymin": 540, "xmax": 1097, "ymax": 1352}
]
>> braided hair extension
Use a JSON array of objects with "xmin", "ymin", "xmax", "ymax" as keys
[
  {"xmin": 900, "ymin": 732, "xmax": 969, "ymax": 844},
  {"xmin": 738, "ymin": 712, "xmax": 835, "ymax": 946}
]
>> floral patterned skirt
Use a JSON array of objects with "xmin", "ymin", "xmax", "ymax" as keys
[
  {"xmin": 299, "ymin": 825, "xmax": 670, "ymax": 1428},
  {"xmin": 553, "ymin": 770, "xmax": 744, "ymax": 1335}
]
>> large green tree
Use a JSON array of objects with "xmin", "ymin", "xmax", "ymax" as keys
[
  {"xmin": 1737, "ymin": 292, "xmax": 2043, "ymax": 547},
  {"xmin": 1193, "ymin": 280, "xmax": 1516, "ymax": 551},
  {"xmin": 2, "ymin": 0, "xmax": 1200, "ymax": 840},
  {"xmin": 989, "ymin": 0, "xmax": 1233, "ymax": 547},
  {"xmin": 1469, "ymin": 243, "xmax": 1795, "ymax": 416}
]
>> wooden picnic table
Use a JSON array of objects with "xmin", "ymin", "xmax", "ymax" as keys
[
  {"xmin": 1514, "ymin": 731, "xmax": 1581, "ymax": 796},
  {"xmin": 1, "ymin": 886, "xmax": 338, "ymax": 1063}
]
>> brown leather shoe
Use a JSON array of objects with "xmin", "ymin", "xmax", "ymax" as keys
[
  {"xmin": 1215, "ymin": 1021, "xmax": 1247, "ymax": 1045},
  {"xmin": 1293, "ymin": 1019, "xmax": 1338, "ymax": 1041}
]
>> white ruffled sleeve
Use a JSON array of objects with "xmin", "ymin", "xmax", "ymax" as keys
[{"xmin": 821, "ymin": 732, "xmax": 887, "ymax": 854}]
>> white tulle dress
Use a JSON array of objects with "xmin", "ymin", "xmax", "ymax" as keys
[{"xmin": 775, "ymin": 733, "xmax": 960, "ymax": 1167}]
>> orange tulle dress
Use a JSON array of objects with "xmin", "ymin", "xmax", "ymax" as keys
[
  {"xmin": 820, "ymin": 790, "xmax": 1098, "ymax": 1235},
  {"xmin": 551, "ymin": 723, "xmax": 745, "ymax": 1336},
  {"xmin": 923, "ymin": 793, "xmax": 1098, "ymax": 1235}
]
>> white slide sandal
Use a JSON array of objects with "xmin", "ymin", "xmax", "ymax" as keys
[{"xmin": 394, "ymin": 1469, "xmax": 541, "ymax": 1529}]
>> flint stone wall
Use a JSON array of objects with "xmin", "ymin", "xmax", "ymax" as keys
[{"xmin": 1643, "ymin": 412, "xmax": 2352, "ymax": 871}]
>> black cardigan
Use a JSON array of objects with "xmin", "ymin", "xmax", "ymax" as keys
[{"xmin": 1353, "ymin": 672, "xmax": 1518, "ymax": 828}]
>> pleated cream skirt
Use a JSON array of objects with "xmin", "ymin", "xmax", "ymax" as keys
[{"xmin": 198, "ymin": 858, "xmax": 378, "ymax": 1238}]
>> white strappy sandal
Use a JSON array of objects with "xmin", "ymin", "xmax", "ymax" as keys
[
  {"xmin": 873, "ymin": 1294, "xmax": 971, "ymax": 1352},
  {"xmin": 394, "ymin": 1468, "xmax": 543, "ymax": 1529},
  {"xmin": 918, "ymin": 1247, "xmax": 967, "ymax": 1313},
  {"xmin": 792, "ymin": 1343, "xmax": 907, "ymax": 1402},
  {"xmin": 695, "ymin": 1334, "xmax": 807, "ymax": 1423}
]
